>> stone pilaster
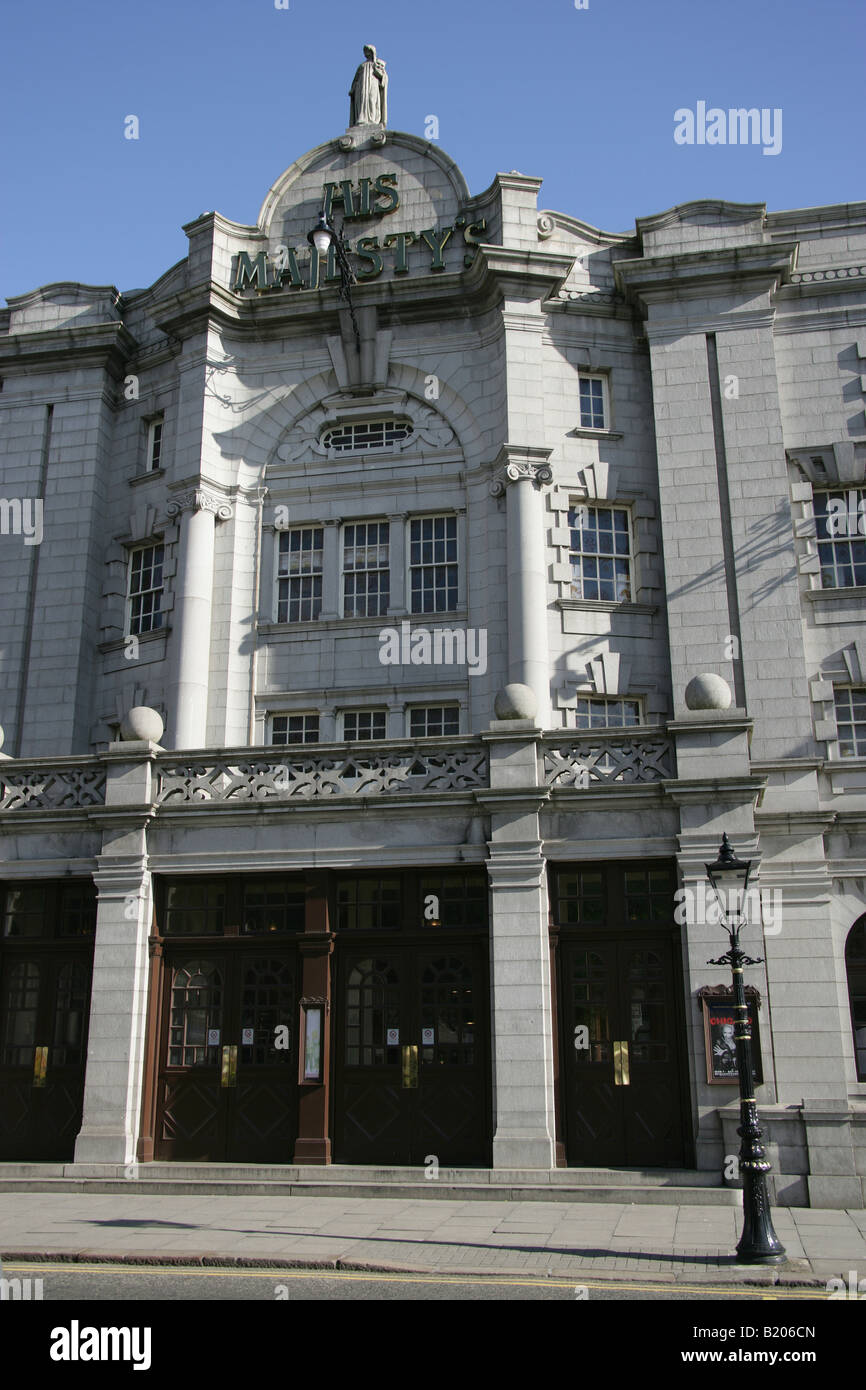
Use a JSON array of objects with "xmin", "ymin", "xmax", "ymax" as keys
[
  {"xmin": 666, "ymin": 714, "xmax": 770, "ymax": 1171},
  {"xmin": 166, "ymin": 485, "xmax": 233, "ymax": 749},
  {"xmin": 73, "ymin": 742, "xmax": 158, "ymax": 1167},
  {"xmin": 481, "ymin": 718, "xmax": 555, "ymax": 1168}
]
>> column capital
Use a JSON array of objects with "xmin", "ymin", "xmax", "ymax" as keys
[
  {"xmin": 489, "ymin": 444, "xmax": 553, "ymax": 496},
  {"xmin": 166, "ymin": 485, "xmax": 233, "ymax": 521}
]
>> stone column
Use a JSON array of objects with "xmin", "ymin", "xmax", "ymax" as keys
[
  {"xmin": 481, "ymin": 710, "xmax": 555, "ymax": 1169},
  {"xmin": 73, "ymin": 740, "xmax": 159, "ymax": 1168},
  {"xmin": 490, "ymin": 447, "xmax": 553, "ymax": 728},
  {"xmin": 166, "ymin": 486, "xmax": 233, "ymax": 749}
]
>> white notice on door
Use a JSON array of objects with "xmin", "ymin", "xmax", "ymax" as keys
[
  {"xmin": 207, "ymin": 1029, "xmax": 220, "ymax": 1047},
  {"xmin": 422, "ymin": 1028, "xmax": 434, "ymax": 1045},
  {"xmin": 386, "ymin": 1028, "xmax": 399, "ymax": 1046},
  {"xmin": 241, "ymin": 1028, "xmax": 254, "ymax": 1045}
]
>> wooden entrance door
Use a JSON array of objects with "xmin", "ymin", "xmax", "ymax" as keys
[
  {"xmin": 0, "ymin": 952, "xmax": 93, "ymax": 1160},
  {"xmin": 154, "ymin": 947, "xmax": 299, "ymax": 1161},
  {"xmin": 560, "ymin": 937, "xmax": 686, "ymax": 1167},
  {"xmin": 0, "ymin": 883, "xmax": 95, "ymax": 1162},
  {"xmin": 552, "ymin": 862, "xmax": 690, "ymax": 1169},
  {"xmin": 334, "ymin": 942, "xmax": 489, "ymax": 1166}
]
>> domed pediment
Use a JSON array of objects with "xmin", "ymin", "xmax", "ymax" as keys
[{"xmin": 226, "ymin": 131, "xmax": 486, "ymax": 294}]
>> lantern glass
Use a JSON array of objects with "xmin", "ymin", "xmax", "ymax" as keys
[
  {"xmin": 307, "ymin": 212, "xmax": 334, "ymax": 257},
  {"xmin": 705, "ymin": 835, "xmax": 752, "ymax": 924}
]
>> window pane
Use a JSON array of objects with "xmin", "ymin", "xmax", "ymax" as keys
[
  {"xmin": 410, "ymin": 516, "xmax": 458, "ymax": 613},
  {"xmin": 409, "ymin": 706, "xmax": 460, "ymax": 738},
  {"xmin": 569, "ymin": 506, "xmax": 631, "ymax": 602},
  {"xmin": 814, "ymin": 490, "xmax": 866, "ymax": 590},
  {"xmin": 277, "ymin": 529, "xmax": 323, "ymax": 622},
  {"xmin": 129, "ymin": 544, "xmax": 164, "ymax": 635}
]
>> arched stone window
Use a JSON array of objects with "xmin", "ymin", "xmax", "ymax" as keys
[{"xmin": 846, "ymin": 916, "xmax": 866, "ymax": 1081}]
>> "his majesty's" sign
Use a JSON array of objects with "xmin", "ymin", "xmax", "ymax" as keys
[{"xmin": 232, "ymin": 172, "xmax": 486, "ymax": 294}]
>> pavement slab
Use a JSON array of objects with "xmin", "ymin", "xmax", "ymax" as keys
[{"xmin": 1, "ymin": 1192, "xmax": 863, "ymax": 1287}]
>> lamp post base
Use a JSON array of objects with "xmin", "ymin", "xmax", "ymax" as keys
[{"xmin": 734, "ymin": 1166, "xmax": 787, "ymax": 1264}]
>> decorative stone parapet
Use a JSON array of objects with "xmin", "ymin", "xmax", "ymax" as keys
[
  {"xmin": 542, "ymin": 730, "xmax": 675, "ymax": 787},
  {"xmin": 156, "ymin": 741, "xmax": 489, "ymax": 803},
  {"xmin": 0, "ymin": 731, "xmax": 679, "ymax": 812},
  {"xmin": 0, "ymin": 758, "xmax": 107, "ymax": 811}
]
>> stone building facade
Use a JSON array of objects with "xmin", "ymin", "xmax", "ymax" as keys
[{"xmin": 1, "ymin": 98, "xmax": 864, "ymax": 1205}]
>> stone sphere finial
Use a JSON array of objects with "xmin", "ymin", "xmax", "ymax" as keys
[
  {"xmin": 494, "ymin": 684, "xmax": 538, "ymax": 721},
  {"xmin": 119, "ymin": 706, "xmax": 164, "ymax": 743},
  {"xmin": 684, "ymin": 674, "xmax": 732, "ymax": 711}
]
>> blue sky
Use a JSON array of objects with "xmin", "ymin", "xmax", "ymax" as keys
[{"xmin": 1, "ymin": 0, "xmax": 863, "ymax": 298}]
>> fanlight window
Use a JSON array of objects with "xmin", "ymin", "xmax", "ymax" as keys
[{"xmin": 321, "ymin": 419, "xmax": 413, "ymax": 455}]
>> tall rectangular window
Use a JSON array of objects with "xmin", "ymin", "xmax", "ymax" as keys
[
  {"xmin": 343, "ymin": 521, "xmax": 390, "ymax": 617},
  {"xmin": 277, "ymin": 527, "xmax": 323, "ymax": 623},
  {"xmin": 410, "ymin": 515, "xmax": 458, "ymax": 613},
  {"xmin": 128, "ymin": 543, "xmax": 164, "ymax": 635},
  {"xmin": 834, "ymin": 687, "xmax": 866, "ymax": 758},
  {"xmin": 569, "ymin": 505, "xmax": 632, "ymax": 602},
  {"xmin": 579, "ymin": 376, "xmax": 606, "ymax": 430},
  {"xmin": 146, "ymin": 417, "xmax": 164, "ymax": 471},
  {"xmin": 813, "ymin": 490, "xmax": 866, "ymax": 589}
]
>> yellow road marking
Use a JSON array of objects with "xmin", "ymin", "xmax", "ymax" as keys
[{"xmin": 1, "ymin": 1262, "xmax": 826, "ymax": 1297}]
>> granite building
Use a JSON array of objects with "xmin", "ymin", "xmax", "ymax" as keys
[{"xmin": 1, "ymin": 60, "xmax": 864, "ymax": 1206}]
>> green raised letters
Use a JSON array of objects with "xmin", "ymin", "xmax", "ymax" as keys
[
  {"xmin": 382, "ymin": 230, "xmax": 418, "ymax": 274},
  {"xmin": 322, "ymin": 243, "xmax": 341, "ymax": 283},
  {"xmin": 419, "ymin": 226, "xmax": 454, "ymax": 271},
  {"xmin": 354, "ymin": 236, "xmax": 384, "ymax": 279},
  {"xmin": 356, "ymin": 177, "xmax": 373, "ymax": 217},
  {"xmin": 233, "ymin": 251, "xmax": 270, "ymax": 291},
  {"xmin": 276, "ymin": 249, "xmax": 303, "ymax": 288},
  {"xmin": 322, "ymin": 180, "xmax": 357, "ymax": 219},
  {"xmin": 373, "ymin": 172, "xmax": 399, "ymax": 214}
]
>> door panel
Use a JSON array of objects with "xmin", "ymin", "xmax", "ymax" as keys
[
  {"xmin": 232, "ymin": 956, "xmax": 297, "ymax": 1161},
  {"xmin": 338, "ymin": 954, "xmax": 405, "ymax": 1163},
  {"xmin": 154, "ymin": 950, "xmax": 298, "ymax": 1162},
  {"xmin": 621, "ymin": 946, "xmax": 683, "ymax": 1165},
  {"xmin": 335, "ymin": 944, "xmax": 489, "ymax": 1166},
  {"xmin": 0, "ymin": 950, "xmax": 94, "ymax": 1161},
  {"xmin": 157, "ymin": 957, "xmax": 225, "ymax": 1159},
  {"xmin": 561, "ymin": 937, "xmax": 686, "ymax": 1168},
  {"xmin": 414, "ymin": 952, "xmax": 488, "ymax": 1164},
  {"xmin": 562, "ymin": 944, "xmax": 624, "ymax": 1166}
]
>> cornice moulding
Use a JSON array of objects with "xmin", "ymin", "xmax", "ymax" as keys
[
  {"xmin": 614, "ymin": 242, "xmax": 798, "ymax": 303},
  {"xmin": 0, "ymin": 322, "xmax": 138, "ymax": 374}
]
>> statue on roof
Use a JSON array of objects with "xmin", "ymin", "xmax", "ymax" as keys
[{"xmin": 349, "ymin": 45, "xmax": 388, "ymax": 127}]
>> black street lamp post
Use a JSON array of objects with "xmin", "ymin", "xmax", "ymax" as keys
[
  {"xmin": 705, "ymin": 834, "xmax": 786, "ymax": 1264},
  {"xmin": 307, "ymin": 210, "xmax": 362, "ymax": 355}
]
